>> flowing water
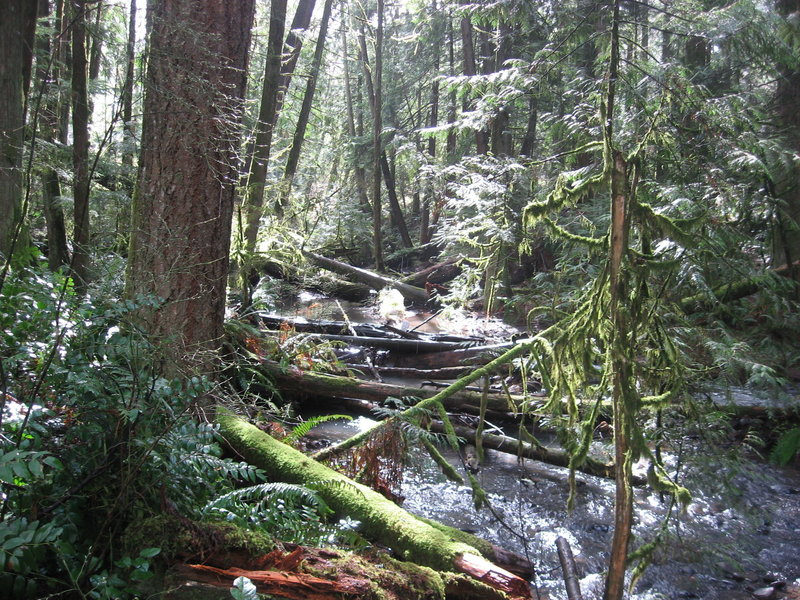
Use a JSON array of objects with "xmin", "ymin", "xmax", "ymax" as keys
[
  {"xmin": 278, "ymin": 293, "xmax": 800, "ymax": 599},
  {"xmin": 309, "ymin": 415, "xmax": 800, "ymax": 600}
]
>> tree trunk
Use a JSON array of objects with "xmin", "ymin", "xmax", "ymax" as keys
[
  {"xmin": 340, "ymin": 19, "xmax": 370, "ymax": 211},
  {"xmin": 215, "ymin": 411, "xmax": 533, "ymax": 600},
  {"xmin": 372, "ymin": 0, "xmax": 385, "ymax": 270},
  {"xmin": 241, "ymin": 0, "xmax": 287, "ymax": 245},
  {"xmin": 126, "ymin": 0, "xmax": 255, "ymax": 374},
  {"xmin": 278, "ymin": 0, "xmax": 335, "ymax": 214},
  {"xmin": 0, "ymin": 0, "xmax": 37, "ymax": 262},
  {"xmin": 773, "ymin": 0, "xmax": 800, "ymax": 280},
  {"xmin": 71, "ymin": 0, "xmax": 91, "ymax": 294},
  {"xmin": 380, "ymin": 153, "xmax": 413, "ymax": 248},
  {"xmin": 35, "ymin": 0, "xmax": 70, "ymax": 270},
  {"xmin": 459, "ymin": 5, "xmax": 488, "ymax": 155}
]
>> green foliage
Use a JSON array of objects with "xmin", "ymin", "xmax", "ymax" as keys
[{"xmin": 770, "ymin": 427, "xmax": 800, "ymax": 466}]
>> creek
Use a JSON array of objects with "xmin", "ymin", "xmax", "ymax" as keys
[{"xmin": 278, "ymin": 292, "xmax": 800, "ymax": 600}]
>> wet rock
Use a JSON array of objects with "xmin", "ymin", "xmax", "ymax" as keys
[{"xmin": 751, "ymin": 586, "xmax": 775, "ymax": 600}]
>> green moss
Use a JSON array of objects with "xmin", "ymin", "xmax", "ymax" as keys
[
  {"xmin": 216, "ymin": 410, "xmax": 482, "ymax": 572},
  {"xmin": 123, "ymin": 515, "xmax": 273, "ymax": 561}
]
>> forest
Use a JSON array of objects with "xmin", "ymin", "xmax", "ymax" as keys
[{"xmin": 1, "ymin": 0, "xmax": 800, "ymax": 598}]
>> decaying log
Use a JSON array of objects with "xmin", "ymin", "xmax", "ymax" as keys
[
  {"xmin": 175, "ymin": 563, "xmax": 368, "ymax": 600},
  {"xmin": 303, "ymin": 250, "xmax": 431, "ymax": 304},
  {"xmin": 347, "ymin": 364, "xmax": 473, "ymax": 379},
  {"xmin": 216, "ymin": 411, "xmax": 533, "ymax": 599},
  {"xmin": 256, "ymin": 359, "xmax": 528, "ymax": 414}
]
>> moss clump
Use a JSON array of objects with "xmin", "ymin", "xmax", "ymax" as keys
[
  {"xmin": 300, "ymin": 546, "xmax": 446, "ymax": 600},
  {"xmin": 123, "ymin": 515, "xmax": 273, "ymax": 561}
]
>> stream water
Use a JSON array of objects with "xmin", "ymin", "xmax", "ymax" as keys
[{"xmin": 278, "ymin": 293, "xmax": 800, "ymax": 599}]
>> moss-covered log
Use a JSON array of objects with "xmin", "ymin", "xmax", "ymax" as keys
[
  {"xmin": 216, "ymin": 410, "xmax": 532, "ymax": 600},
  {"xmin": 680, "ymin": 265, "xmax": 799, "ymax": 314}
]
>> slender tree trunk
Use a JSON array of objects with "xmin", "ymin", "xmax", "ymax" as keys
[
  {"xmin": 421, "ymin": 2, "xmax": 440, "ymax": 244},
  {"xmin": 380, "ymin": 153, "xmax": 413, "ymax": 247},
  {"xmin": 36, "ymin": 0, "xmax": 69, "ymax": 270},
  {"xmin": 459, "ymin": 5, "xmax": 488, "ymax": 155},
  {"xmin": 88, "ymin": 2, "xmax": 103, "ymax": 81},
  {"xmin": 0, "ymin": 0, "xmax": 37, "ymax": 262},
  {"xmin": 278, "ymin": 0, "xmax": 335, "ymax": 214},
  {"xmin": 71, "ymin": 0, "xmax": 91, "ymax": 293},
  {"xmin": 602, "ymin": 3, "xmax": 634, "ymax": 599},
  {"xmin": 773, "ymin": 0, "xmax": 800, "ymax": 280},
  {"xmin": 519, "ymin": 95, "xmax": 537, "ymax": 157},
  {"xmin": 116, "ymin": 0, "xmax": 137, "ymax": 252},
  {"xmin": 340, "ymin": 19, "xmax": 370, "ymax": 211},
  {"xmin": 359, "ymin": 2, "xmax": 385, "ymax": 270},
  {"xmin": 126, "ymin": 0, "xmax": 255, "ymax": 375},
  {"xmin": 242, "ymin": 0, "xmax": 287, "ymax": 245}
]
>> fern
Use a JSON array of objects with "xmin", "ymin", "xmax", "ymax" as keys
[
  {"xmin": 284, "ymin": 414, "xmax": 352, "ymax": 445},
  {"xmin": 770, "ymin": 428, "xmax": 800, "ymax": 466}
]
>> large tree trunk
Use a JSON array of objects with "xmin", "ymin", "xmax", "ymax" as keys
[
  {"xmin": 71, "ymin": 0, "xmax": 91, "ymax": 294},
  {"xmin": 126, "ymin": 0, "xmax": 255, "ymax": 373},
  {"xmin": 0, "ymin": 0, "xmax": 37, "ymax": 262},
  {"xmin": 215, "ymin": 411, "xmax": 532, "ymax": 600}
]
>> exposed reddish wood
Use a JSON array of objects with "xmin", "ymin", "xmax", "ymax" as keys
[
  {"xmin": 177, "ymin": 563, "xmax": 370, "ymax": 600},
  {"xmin": 454, "ymin": 553, "xmax": 532, "ymax": 600}
]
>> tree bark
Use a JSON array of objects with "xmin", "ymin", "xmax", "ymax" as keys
[
  {"xmin": 71, "ymin": 0, "xmax": 91, "ymax": 294},
  {"xmin": 278, "ymin": 0, "xmax": 335, "ymax": 214},
  {"xmin": 0, "ymin": 0, "xmax": 37, "ymax": 262},
  {"xmin": 35, "ymin": 0, "xmax": 70, "ymax": 270},
  {"xmin": 126, "ymin": 0, "xmax": 255, "ymax": 373}
]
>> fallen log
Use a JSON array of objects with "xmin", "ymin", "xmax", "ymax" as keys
[
  {"xmin": 177, "ymin": 563, "xmax": 367, "ymax": 600},
  {"xmin": 256, "ymin": 360, "xmax": 529, "ymax": 414},
  {"xmin": 392, "ymin": 342, "xmax": 516, "ymax": 369},
  {"xmin": 257, "ymin": 257, "xmax": 373, "ymax": 302},
  {"xmin": 216, "ymin": 411, "xmax": 533, "ymax": 600},
  {"xmin": 347, "ymin": 364, "xmax": 473, "ymax": 379},
  {"xmin": 259, "ymin": 314, "xmax": 485, "ymax": 345},
  {"xmin": 401, "ymin": 259, "xmax": 462, "ymax": 287},
  {"xmin": 304, "ymin": 250, "xmax": 431, "ymax": 304}
]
